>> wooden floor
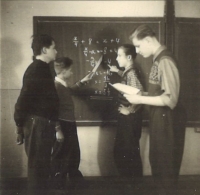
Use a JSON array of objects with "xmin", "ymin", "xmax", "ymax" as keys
[{"xmin": 1, "ymin": 175, "xmax": 200, "ymax": 195}]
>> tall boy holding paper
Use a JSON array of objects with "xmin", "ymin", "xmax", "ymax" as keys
[
  {"xmin": 109, "ymin": 44, "xmax": 144, "ymax": 180},
  {"xmin": 125, "ymin": 25, "xmax": 186, "ymax": 194}
]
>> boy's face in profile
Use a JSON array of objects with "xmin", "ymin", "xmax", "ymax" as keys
[
  {"xmin": 116, "ymin": 48, "xmax": 130, "ymax": 68},
  {"xmin": 45, "ymin": 41, "xmax": 57, "ymax": 62},
  {"xmin": 132, "ymin": 37, "xmax": 152, "ymax": 58},
  {"xmin": 62, "ymin": 67, "xmax": 73, "ymax": 81}
]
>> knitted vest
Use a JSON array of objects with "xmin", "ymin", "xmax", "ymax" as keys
[
  {"xmin": 148, "ymin": 48, "xmax": 178, "ymax": 97},
  {"xmin": 118, "ymin": 68, "xmax": 135, "ymax": 106}
]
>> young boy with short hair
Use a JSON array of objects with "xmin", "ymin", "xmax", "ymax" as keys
[
  {"xmin": 109, "ymin": 44, "xmax": 144, "ymax": 179},
  {"xmin": 52, "ymin": 57, "xmax": 90, "ymax": 190}
]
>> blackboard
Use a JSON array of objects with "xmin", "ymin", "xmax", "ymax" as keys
[
  {"xmin": 34, "ymin": 17, "xmax": 164, "ymax": 125},
  {"xmin": 175, "ymin": 18, "xmax": 200, "ymax": 127}
]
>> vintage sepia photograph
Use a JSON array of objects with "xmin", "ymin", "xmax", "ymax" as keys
[{"xmin": 1, "ymin": 1, "xmax": 200, "ymax": 195}]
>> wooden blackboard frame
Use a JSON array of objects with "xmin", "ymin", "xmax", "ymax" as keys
[
  {"xmin": 33, "ymin": 16, "xmax": 165, "ymax": 126},
  {"xmin": 33, "ymin": 17, "xmax": 165, "ymax": 43},
  {"xmin": 174, "ymin": 18, "xmax": 200, "ymax": 127}
]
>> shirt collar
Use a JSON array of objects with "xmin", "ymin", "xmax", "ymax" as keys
[
  {"xmin": 153, "ymin": 45, "xmax": 167, "ymax": 62},
  {"xmin": 122, "ymin": 64, "xmax": 134, "ymax": 76},
  {"xmin": 55, "ymin": 76, "xmax": 67, "ymax": 87},
  {"xmin": 35, "ymin": 58, "xmax": 49, "ymax": 65}
]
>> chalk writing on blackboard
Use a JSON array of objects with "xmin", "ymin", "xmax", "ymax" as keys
[
  {"xmin": 34, "ymin": 16, "xmax": 165, "ymax": 124},
  {"xmin": 73, "ymin": 36, "xmax": 120, "ymax": 47},
  {"xmin": 72, "ymin": 36, "xmax": 121, "ymax": 96}
]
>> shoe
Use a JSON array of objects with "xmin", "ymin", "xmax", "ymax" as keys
[{"xmin": 52, "ymin": 172, "xmax": 66, "ymax": 190}]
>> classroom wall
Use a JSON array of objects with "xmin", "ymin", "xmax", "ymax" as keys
[
  {"xmin": 1, "ymin": 1, "xmax": 200, "ymax": 178},
  {"xmin": 175, "ymin": 0, "xmax": 200, "ymax": 18}
]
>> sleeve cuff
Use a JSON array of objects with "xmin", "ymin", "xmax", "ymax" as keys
[
  {"xmin": 15, "ymin": 127, "xmax": 24, "ymax": 134},
  {"xmin": 76, "ymin": 81, "xmax": 84, "ymax": 87},
  {"xmin": 117, "ymin": 70, "xmax": 123, "ymax": 77}
]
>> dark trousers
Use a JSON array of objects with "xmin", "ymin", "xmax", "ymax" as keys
[
  {"xmin": 114, "ymin": 109, "xmax": 143, "ymax": 178},
  {"xmin": 23, "ymin": 115, "xmax": 55, "ymax": 189},
  {"xmin": 51, "ymin": 120, "xmax": 83, "ymax": 182},
  {"xmin": 149, "ymin": 105, "xmax": 186, "ymax": 194}
]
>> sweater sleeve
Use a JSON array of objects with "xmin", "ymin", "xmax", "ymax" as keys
[
  {"xmin": 69, "ymin": 81, "xmax": 85, "ymax": 93},
  {"xmin": 127, "ymin": 70, "xmax": 143, "ymax": 91},
  {"xmin": 126, "ymin": 69, "xmax": 143, "ymax": 113},
  {"xmin": 14, "ymin": 66, "xmax": 38, "ymax": 127}
]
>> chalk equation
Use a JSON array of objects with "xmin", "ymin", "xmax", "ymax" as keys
[
  {"xmin": 73, "ymin": 36, "xmax": 120, "ymax": 57},
  {"xmin": 73, "ymin": 36, "xmax": 120, "ymax": 47},
  {"xmin": 72, "ymin": 36, "xmax": 120, "ymax": 96},
  {"xmin": 82, "ymin": 47, "xmax": 118, "ymax": 57},
  {"xmin": 84, "ymin": 68, "xmax": 112, "ymax": 95}
]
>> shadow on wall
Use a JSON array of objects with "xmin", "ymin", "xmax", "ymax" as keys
[
  {"xmin": 97, "ymin": 125, "xmax": 152, "ymax": 177},
  {"xmin": 97, "ymin": 126, "xmax": 118, "ymax": 176},
  {"xmin": 1, "ymin": 37, "xmax": 25, "ymax": 89},
  {"xmin": 1, "ymin": 37, "xmax": 27, "ymax": 178}
]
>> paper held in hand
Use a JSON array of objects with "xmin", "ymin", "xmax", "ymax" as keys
[
  {"xmin": 109, "ymin": 83, "xmax": 140, "ymax": 95},
  {"xmin": 86, "ymin": 55, "xmax": 103, "ymax": 79}
]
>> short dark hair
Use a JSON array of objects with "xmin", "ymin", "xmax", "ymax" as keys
[
  {"xmin": 118, "ymin": 44, "xmax": 137, "ymax": 59},
  {"xmin": 31, "ymin": 34, "xmax": 54, "ymax": 57},
  {"xmin": 54, "ymin": 57, "xmax": 73, "ymax": 75},
  {"xmin": 129, "ymin": 25, "xmax": 156, "ymax": 40}
]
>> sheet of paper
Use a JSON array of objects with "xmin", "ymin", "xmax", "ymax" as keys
[
  {"xmin": 87, "ymin": 55, "xmax": 103, "ymax": 79},
  {"xmin": 109, "ymin": 83, "xmax": 140, "ymax": 95}
]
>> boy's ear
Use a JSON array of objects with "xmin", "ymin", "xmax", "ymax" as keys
[
  {"xmin": 41, "ymin": 47, "xmax": 47, "ymax": 54},
  {"xmin": 127, "ymin": 55, "xmax": 132, "ymax": 60},
  {"xmin": 144, "ymin": 36, "xmax": 152, "ymax": 43}
]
